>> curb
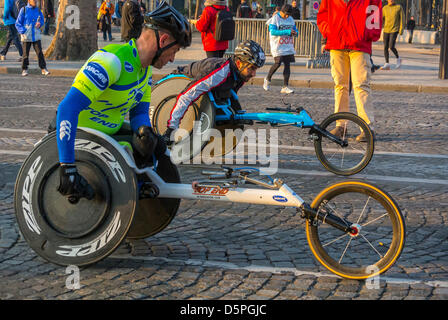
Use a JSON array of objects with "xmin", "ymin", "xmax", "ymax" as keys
[{"xmin": 1, "ymin": 66, "xmax": 447, "ymax": 94}]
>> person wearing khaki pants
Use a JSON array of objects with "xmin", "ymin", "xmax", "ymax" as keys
[
  {"xmin": 317, "ymin": 0, "xmax": 382, "ymax": 142},
  {"xmin": 330, "ymin": 49, "xmax": 375, "ymax": 134}
]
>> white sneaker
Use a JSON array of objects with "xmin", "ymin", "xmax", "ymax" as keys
[
  {"xmin": 395, "ymin": 57, "xmax": 402, "ymax": 69},
  {"xmin": 280, "ymin": 86, "xmax": 294, "ymax": 94},
  {"xmin": 380, "ymin": 63, "xmax": 391, "ymax": 70},
  {"xmin": 42, "ymin": 68, "xmax": 50, "ymax": 76},
  {"xmin": 263, "ymin": 77, "xmax": 270, "ymax": 91},
  {"xmin": 22, "ymin": 69, "xmax": 28, "ymax": 77}
]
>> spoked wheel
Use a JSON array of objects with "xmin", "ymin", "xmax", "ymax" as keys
[
  {"xmin": 306, "ymin": 181, "xmax": 405, "ymax": 279},
  {"xmin": 314, "ymin": 112, "xmax": 374, "ymax": 176}
]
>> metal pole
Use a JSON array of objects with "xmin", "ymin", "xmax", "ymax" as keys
[{"xmin": 440, "ymin": 0, "xmax": 448, "ymax": 79}]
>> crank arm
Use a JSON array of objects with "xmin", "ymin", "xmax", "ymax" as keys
[
  {"xmin": 301, "ymin": 203, "xmax": 354, "ymax": 234},
  {"xmin": 309, "ymin": 124, "xmax": 348, "ymax": 147}
]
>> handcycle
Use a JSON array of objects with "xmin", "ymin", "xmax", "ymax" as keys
[
  {"xmin": 14, "ymin": 127, "xmax": 405, "ymax": 279},
  {"xmin": 149, "ymin": 75, "xmax": 375, "ymax": 176}
]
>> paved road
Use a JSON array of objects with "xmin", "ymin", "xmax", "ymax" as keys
[{"xmin": 0, "ymin": 74, "xmax": 447, "ymax": 301}]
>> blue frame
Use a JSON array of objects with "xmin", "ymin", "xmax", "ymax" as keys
[
  {"xmin": 155, "ymin": 75, "xmax": 316, "ymax": 128},
  {"xmin": 210, "ymin": 90, "xmax": 315, "ymax": 128}
]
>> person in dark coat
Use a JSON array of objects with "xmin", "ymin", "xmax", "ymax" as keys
[
  {"xmin": 236, "ymin": 0, "xmax": 252, "ymax": 18},
  {"xmin": 407, "ymin": 16, "xmax": 416, "ymax": 44},
  {"xmin": 121, "ymin": 0, "xmax": 144, "ymax": 42},
  {"xmin": 291, "ymin": 0, "xmax": 301, "ymax": 20},
  {"xmin": 42, "ymin": 0, "xmax": 54, "ymax": 35}
]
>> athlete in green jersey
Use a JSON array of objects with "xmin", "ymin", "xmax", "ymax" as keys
[{"xmin": 55, "ymin": 1, "xmax": 192, "ymax": 201}]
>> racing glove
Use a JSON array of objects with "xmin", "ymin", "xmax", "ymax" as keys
[
  {"xmin": 58, "ymin": 164, "xmax": 95, "ymax": 203},
  {"xmin": 132, "ymin": 125, "xmax": 167, "ymax": 164},
  {"xmin": 161, "ymin": 127, "xmax": 174, "ymax": 146}
]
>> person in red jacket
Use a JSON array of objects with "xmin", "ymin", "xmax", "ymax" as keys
[
  {"xmin": 195, "ymin": 0, "xmax": 230, "ymax": 58},
  {"xmin": 317, "ymin": 0, "xmax": 382, "ymax": 142}
]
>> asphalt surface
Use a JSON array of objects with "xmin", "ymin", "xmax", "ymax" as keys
[{"xmin": 0, "ymin": 73, "xmax": 447, "ymax": 301}]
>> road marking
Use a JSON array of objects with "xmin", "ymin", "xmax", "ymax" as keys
[
  {"xmin": 0, "ymin": 128, "xmax": 447, "ymax": 159},
  {"xmin": 0, "ymin": 128, "xmax": 47, "ymax": 134},
  {"xmin": 0, "ymin": 150, "xmax": 31, "ymax": 156},
  {"xmin": 249, "ymin": 143, "xmax": 448, "ymax": 159},
  {"xmin": 110, "ymin": 254, "xmax": 448, "ymax": 288},
  {"xmin": 1, "ymin": 148, "xmax": 447, "ymax": 185},
  {"xmin": 275, "ymin": 168, "xmax": 448, "ymax": 186}
]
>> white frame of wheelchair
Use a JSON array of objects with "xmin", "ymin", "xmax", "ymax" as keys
[{"xmin": 79, "ymin": 127, "xmax": 306, "ymax": 209}]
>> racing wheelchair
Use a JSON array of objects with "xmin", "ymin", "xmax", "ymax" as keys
[
  {"xmin": 149, "ymin": 75, "xmax": 375, "ymax": 176},
  {"xmin": 14, "ymin": 127, "xmax": 405, "ymax": 279}
]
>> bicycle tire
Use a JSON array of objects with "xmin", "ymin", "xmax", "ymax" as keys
[
  {"xmin": 306, "ymin": 181, "xmax": 405, "ymax": 279},
  {"xmin": 314, "ymin": 112, "xmax": 374, "ymax": 176}
]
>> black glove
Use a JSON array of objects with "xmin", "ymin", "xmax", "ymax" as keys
[
  {"xmin": 58, "ymin": 164, "xmax": 95, "ymax": 203},
  {"xmin": 132, "ymin": 125, "xmax": 157, "ymax": 163},
  {"xmin": 154, "ymin": 134, "xmax": 167, "ymax": 158},
  {"xmin": 161, "ymin": 128, "xmax": 174, "ymax": 146}
]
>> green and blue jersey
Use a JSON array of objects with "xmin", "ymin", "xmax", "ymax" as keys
[{"xmin": 56, "ymin": 39, "xmax": 152, "ymax": 163}]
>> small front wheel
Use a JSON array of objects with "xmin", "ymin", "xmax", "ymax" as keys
[
  {"xmin": 306, "ymin": 181, "xmax": 405, "ymax": 279},
  {"xmin": 314, "ymin": 112, "xmax": 374, "ymax": 176}
]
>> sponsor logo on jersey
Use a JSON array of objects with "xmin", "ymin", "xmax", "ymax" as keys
[
  {"xmin": 59, "ymin": 120, "xmax": 72, "ymax": 141},
  {"xmin": 83, "ymin": 62, "xmax": 109, "ymax": 90},
  {"xmin": 124, "ymin": 61, "xmax": 134, "ymax": 73}
]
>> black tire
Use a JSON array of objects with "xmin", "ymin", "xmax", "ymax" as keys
[
  {"xmin": 14, "ymin": 129, "xmax": 138, "ymax": 267},
  {"xmin": 314, "ymin": 112, "xmax": 374, "ymax": 176},
  {"xmin": 126, "ymin": 154, "xmax": 181, "ymax": 240},
  {"xmin": 306, "ymin": 181, "xmax": 405, "ymax": 279}
]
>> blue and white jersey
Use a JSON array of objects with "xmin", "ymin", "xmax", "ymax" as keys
[{"xmin": 268, "ymin": 13, "xmax": 298, "ymax": 57}]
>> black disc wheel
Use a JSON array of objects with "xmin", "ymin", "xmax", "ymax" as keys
[
  {"xmin": 14, "ymin": 129, "xmax": 138, "ymax": 266},
  {"xmin": 126, "ymin": 154, "xmax": 181, "ymax": 240}
]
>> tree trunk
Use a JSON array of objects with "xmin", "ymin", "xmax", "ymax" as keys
[
  {"xmin": 45, "ymin": 0, "xmax": 98, "ymax": 60},
  {"xmin": 195, "ymin": 0, "xmax": 200, "ymax": 19}
]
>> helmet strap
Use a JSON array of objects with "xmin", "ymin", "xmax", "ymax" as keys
[{"xmin": 151, "ymin": 29, "xmax": 178, "ymax": 66}]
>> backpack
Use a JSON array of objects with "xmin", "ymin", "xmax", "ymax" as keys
[
  {"xmin": 11, "ymin": 0, "xmax": 26, "ymax": 20},
  {"xmin": 213, "ymin": 7, "xmax": 235, "ymax": 41}
]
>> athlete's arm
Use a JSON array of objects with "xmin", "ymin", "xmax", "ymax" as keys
[
  {"xmin": 56, "ymin": 87, "xmax": 92, "ymax": 164},
  {"xmin": 56, "ymin": 50, "xmax": 122, "ymax": 164},
  {"xmin": 167, "ymin": 59, "xmax": 232, "ymax": 130},
  {"xmin": 129, "ymin": 101, "xmax": 151, "ymax": 132}
]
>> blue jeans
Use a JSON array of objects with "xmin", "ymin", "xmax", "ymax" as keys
[
  {"xmin": 0, "ymin": 24, "xmax": 23, "ymax": 57},
  {"xmin": 43, "ymin": 17, "xmax": 52, "ymax": 35}
]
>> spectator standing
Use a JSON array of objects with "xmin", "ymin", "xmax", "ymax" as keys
[
  {"xmin": 254, "ymin": 7, "xmax": 264, "ymax": 18},
  {"xmin": 138, "ymin": 0, "xmax": 147, "ymax": 13},
  {"xmin": 42, "ymin": 0, "xmax": 54, "ymax": 35},
  {"xmin": 407, "ymin": 15, "xmax": 416, "ymax": 44},
  {"xmin": 236, "ymin": 0, "xmax": 252, "ymax": 18},
  {"xmin": 15, "ymin": 0, "xmax": 49, "ymax": 76},
  {"xmin": 381, "ymin": 0, "xmax": 404, "ymax": 70},
  {"xmin": 263, "ymin": 4, "xmax": 298, "ymax": 94},
  {"xmin": 0, "ymin": 0, "xmax": 24, "ymax": 61},
  {"xmin": 251, "ymin": 1, "xmax": 257, "ymax": 16},
  {"xmin": 317, "ymin": 0, "xmax": 382, "ymax": 142},
  {"xmin": 195, "ymin": 0, "xmax": 230, "ymax": 58},
  {"xmin": 291, "ymin": 0, "xmax": 301, "ymax": 20},
  {"xmin": 113, "ymin": 0, "xmax": 124, "ymax": 26},
  {"xmin": 121, "ymin": 0, "xmax": 144, "ymax": 42},
  {"xmin": 99, "ymin": 0, "xmax": 115, "ymax": 41}
]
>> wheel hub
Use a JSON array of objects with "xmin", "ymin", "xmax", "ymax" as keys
[{"xmin": 349, "ymin": 223, "xmax": 362, "ymax": 237}]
